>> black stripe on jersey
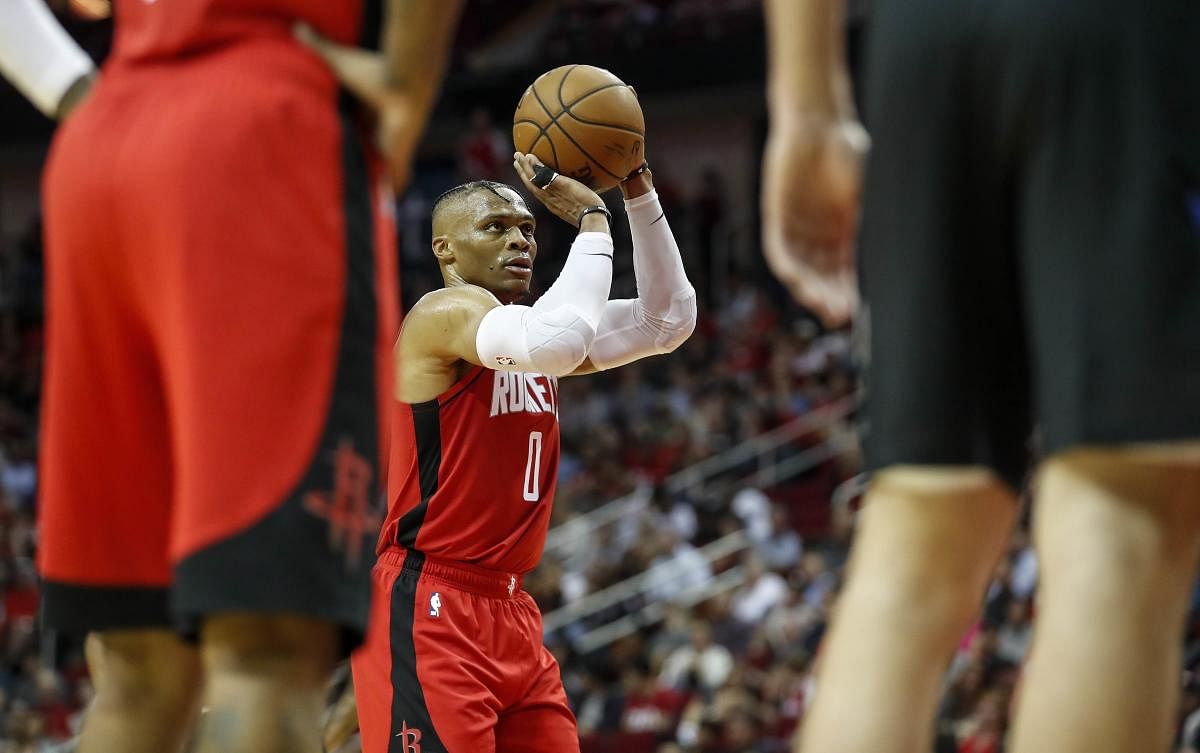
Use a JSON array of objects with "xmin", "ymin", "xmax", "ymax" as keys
[
  {"xmin": 358, "ymin": 0, "xmax": 384, "ymax": 50},
  {"xmin": 395, "ymin": 401, "xmax": 441, "ymax": 548},
  {"xmin": 388, "ymin": 552, "xmax": 448, "ymax": 753}
]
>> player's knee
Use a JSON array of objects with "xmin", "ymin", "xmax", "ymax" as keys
[
  {"xmin": 850, "ymin": 468, "xmax": 1015, "ymax": 633},
  {"xmin": 1043, "ymin": 449, "xmax": 1200, "ymax": 551},
  {"xmin": 90, "ymin": 629, "xmax": 200, "ymax": 713},
  {"xmin": 890, "ymin": 567, "xmax": 979, "ymax": 631},
  {"xmin": 844, "ymin": 547, "xmax": 984, "ymax": 641},
  {"xmin": 201, "ymin": 613, "xmax": 339, "ymax": 685},
  {"xmin": 1040, "ymin": 450, "xmax": 1200, "ymax": 605}
]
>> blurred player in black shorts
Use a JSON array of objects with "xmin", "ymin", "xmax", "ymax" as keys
[{"xmin": 761, "ymin": 1, "xmax": 1200, "ymax": 752}]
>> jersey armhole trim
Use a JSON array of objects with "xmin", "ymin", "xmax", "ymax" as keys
[
  {"xmin": 438, "ymin": 366, "xmax": 487, "ymax": 407},
  {"xmin": 401, "ymin": 366, "xmax": 486, "ymax": 412}
]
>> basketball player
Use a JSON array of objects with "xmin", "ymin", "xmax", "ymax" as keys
[
  {"xmin": 338, "ymin": 151, "xmax": 696, "ymax": 753},
  {"xmin": 760, "ymin": 1, "xmax": 1200, "ymax": 753},
  {"xmin": 3, "ymin": 2, "xmax": 463, "ymax": 752}
]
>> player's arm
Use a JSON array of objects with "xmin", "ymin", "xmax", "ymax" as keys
[
  {"xmin": 376, "ymin": 0, "xmax": 464, "ymax": 189},
  {"xmin": 297, "ymin": 0, "xmax": 464, "ymax": 191},
  {"xmin": 760, "ymin": 0, "xmax": 868, "ymax": 327},
  {"xmin": 406, "ymin": 155, "xmax": 615, "ymax": 377},
  {"xmin": 765, "ymin": 0, "xmax": 851, "ymax": 118},
  {"xmin": 0, "ymin": 0, "xmax": 97, "ymax": 119},
  {"xmin": 570, "ymin": 166, "xmax": 697, "ymax": 376}
]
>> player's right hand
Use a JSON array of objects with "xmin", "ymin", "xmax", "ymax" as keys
[
  {"xmin": 295, "ymin": 23, "xmax": 421, "ymax": 193},
  {"xmin": 513, "ymin": 152, "xmax": 607, "ymax": 229},
  {"xmin": 761, "ymin": 116, "xmax": 868, "ymax": 327}
]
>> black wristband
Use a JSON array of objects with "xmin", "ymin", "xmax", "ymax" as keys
[
  {"xmin": 624, "ymin": 161, "xmax": 650, "ymax": 180},
  {"xmin": 577, "ymin": 204, "xmax": 612, "ymax": 229}
]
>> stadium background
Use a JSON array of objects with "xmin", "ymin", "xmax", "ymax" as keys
[{"xmin": 0, "ymin": 2, "xmax": 1198, "ymax": 751}]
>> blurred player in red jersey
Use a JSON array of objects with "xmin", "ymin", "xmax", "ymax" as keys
[
  {"xmin": 294, "ymin": 134, "xmax": 692, "ymax": 748},
  {"xmin": 0, "ymin": 2, "xmax": 462, "ymax": 752}
]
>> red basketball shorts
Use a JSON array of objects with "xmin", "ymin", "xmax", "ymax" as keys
[
  {"xmin": 352, "ymin": 548, "xmax": 579, "ymax": 753},
  {"xmin": 36, "ymin": 43, "xmax": 399, "ymax": 638}
]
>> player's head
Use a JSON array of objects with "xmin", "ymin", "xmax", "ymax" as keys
[{"xmin": 431, "ymin": 181, "xmax": 537, "ymax": 303}]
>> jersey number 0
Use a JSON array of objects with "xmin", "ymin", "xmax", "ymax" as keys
[{"xmin": 523, "ymin": 431, "xmax": 543, "ymax": 502}]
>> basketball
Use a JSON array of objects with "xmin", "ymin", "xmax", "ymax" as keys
[{"xmin": 513, "ymin": 65, "xmax": 645, "ymax": 192}]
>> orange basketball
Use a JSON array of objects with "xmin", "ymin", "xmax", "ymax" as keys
[{"xmin": 513, "ymin": 65, "xmax": 645, "ymax": 192}]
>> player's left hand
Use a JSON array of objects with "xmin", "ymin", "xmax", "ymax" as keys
[
  {"xmin": 619, "ymin": 162, "xmax": 653, "ymax": 201},
  {"xmin": 513, "ymin": 152, "xmax": 608, "ymax": 230},
  {"xmin": 761, "ymin": 115, "xmax": 869, "ymax": 327}
]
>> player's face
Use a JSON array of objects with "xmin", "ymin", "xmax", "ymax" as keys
[{"xmin": 452, "ymin": 189, "xmax": 538, "ymax": 302}]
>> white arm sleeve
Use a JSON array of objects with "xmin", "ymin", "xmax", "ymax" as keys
[
  {"xmin": 587, "ymin": 190, "xmax": 697, "ymax": 371},
  {"xmin": 0, "ymin": 0, "xmax": 96, "ymax": 118},
  {"xmin": 475, "ymin": 232, "xmax": 614, "ymax": 376}
]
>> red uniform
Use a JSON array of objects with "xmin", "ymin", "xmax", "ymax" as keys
[
  {"xmin": 37, "ymin": 0, "xmax": 397, "ymax": 638},
  {"xmin": 353, "ymin": 366, "xmax": 579, "ymax": 753}
]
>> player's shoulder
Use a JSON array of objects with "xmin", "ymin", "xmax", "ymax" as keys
[
  {"xmin": 400, "ymin": 285, "xmax": 503, "ymax": 351},
  {"xmin": 407, "ymin": 285, "xmax": 502, "ymax": 321}
]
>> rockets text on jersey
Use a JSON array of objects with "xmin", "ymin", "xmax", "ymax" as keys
[{"xmin": 381, "ymin": 367, "xmax": 562, "ymax": 574}]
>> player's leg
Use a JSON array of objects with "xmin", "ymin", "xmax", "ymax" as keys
[
  {"xmin": 1001, "ymin": 2, "xmax": 1200, "ymax": 748},
  {"xmin": 38, "ymin": 93, "xmax": 202, "ymax": 753},
  {"xmin": 796, "ymin": 0, "xmax": 1035, "ymax": 749},
  {"xmin": 1007, "ymin": 451, "xmax": 1200, "ymax": 753},
  {"xmin": 796, "ymin": 469, "xmax": 1016, "ymax": 753},
  {"xmin": 322, "ymin": 664, "xmax": 360, "ymax": 753},
  {"xmin": 191, "ymin": 615, "xmax": 339, "ymax": 753},
  {"xmin": 78, "ymin": 630, "xmax": 202, "ymax": 753},
  {"xmin": 495, "ymin": 601, "xmax": 580, "ymax": 753},
  {"xmin": 125, "ymin": 57, "xmax": 396, "ymax": 751},
  {"xmin": 354, "ymin": 552, "xmax": 502, "ymax": 753}
]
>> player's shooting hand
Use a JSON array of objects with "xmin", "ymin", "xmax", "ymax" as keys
[
  {"xmin": 295, "ymin": 23, "xmax": 420, "ymax": 192},
  {"xmin": 513, "ymin": 152, "xmax": 608, "ymax": 230},
  {"xmin": 761, "ymin": 116, "xmax": 869, "ymax": 327},
  {"xmin": 619, "ymin": 162, "xmax": 653, "ymax": 201}
]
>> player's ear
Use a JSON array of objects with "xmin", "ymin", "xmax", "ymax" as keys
[{"xmin": 432, "ymin": 236, "xmax": 454, "ymax": 264}]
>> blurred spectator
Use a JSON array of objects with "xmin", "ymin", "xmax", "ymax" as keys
[
  {"xmin": 954, "ymin": 689, "xmax": 1008, "ymax": 753},
  {"xmin": 755, "ymin": 505, "xmax": 802, "ymax": 572},
  {"xmin": 659, "ymin": 623, "xmax": 733, "ymax": 695},
  {"xmin": 620, "ymin": 659, "xmax": 689, "ymax": 740},
  {"xmin": 1007, "ymin": 529, "xmax": 1038, "ymax": 599},
  {"xmin": 994, "ymin": 599, "xmax": 1033, "ymax": 666},
  {"xmin": 646, "ymin": 485, "xmax": 699, "ymax": 545},
  {"xmin": 643, "ymin": 529, "xmax": 712, "ymax": 605},
  {"xmin": 729, "ymin": 555, "xmax": 786, "ymax": 626},
  {"xmin": 730, "ymin": 489, "xmax": 771, "ymax": 545},
  {"xmin": 574, "ymin": 662, "xmax": 625, "ymax": 737},
  {"xmin": 456, "ymin": 106, "xmax": 509, "ymax": 182}
]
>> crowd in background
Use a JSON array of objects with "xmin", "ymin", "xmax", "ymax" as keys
[
  {"xmin": 7, "ymin": 173, "xmax": 1200, "ymax": 751},
  {"xmin": 0, "ymin": 221, "xmax": 93, "ymax": 751},
  {"xmin": 3, "ymin": 2, "xmax": 1200, "ymax": 752}
]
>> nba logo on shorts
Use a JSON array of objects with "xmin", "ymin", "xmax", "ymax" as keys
[
  {"xmin": 429, "ymin": 592, "xmax": 442, "ymax": 618},
  {"xmin": 396, "ymin": 721, "xmax": 422, "ymax": 753}
]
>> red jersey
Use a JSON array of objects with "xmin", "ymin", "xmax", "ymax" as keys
[
  {"xmin": 112, "ymin": 0, "xmax": 374, "ymax": 63},
  {"xmin": 381, "ymin": 367, "xmax": 562, "ymax": 573}
]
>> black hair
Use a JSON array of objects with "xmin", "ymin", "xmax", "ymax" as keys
[{"xmin": 431, "ymin": 180, "xmax": 519, "ymax": 218}]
